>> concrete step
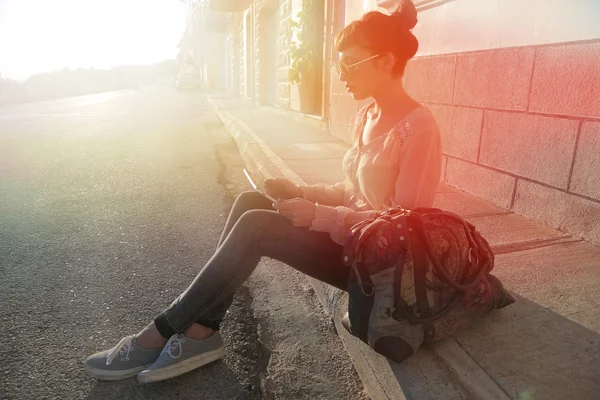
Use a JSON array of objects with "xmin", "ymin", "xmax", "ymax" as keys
[{"xmin": 454, "ymin": 240, "xmax": 600, "ymax": 400}]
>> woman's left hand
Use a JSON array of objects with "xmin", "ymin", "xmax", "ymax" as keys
[{"xmin": 273, "ymin": 198, "xmax": 316, "ymax": 227}]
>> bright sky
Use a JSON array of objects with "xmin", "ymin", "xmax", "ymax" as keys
[{"xmin": 0, "ymin": 0, "xmax": 188, "ymax": 81}]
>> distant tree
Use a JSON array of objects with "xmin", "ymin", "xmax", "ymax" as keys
[
  {"xmin": 0, "ymin": 60, "xmax": 179, "ymax": 106},
  {"xmin": 0, "ymin": 74, "xmax": 29, "ymax": 106}
]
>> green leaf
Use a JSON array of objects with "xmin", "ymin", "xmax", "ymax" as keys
[{"xmin": 287, "ymin": 0, "xmax": 320, "ymax": 85}]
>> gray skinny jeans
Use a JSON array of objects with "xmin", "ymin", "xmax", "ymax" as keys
[{"xmin": 154, "ymin": 191, "xmax": 350, "ymax": 338}]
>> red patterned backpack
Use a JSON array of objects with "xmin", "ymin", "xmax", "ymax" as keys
[{"xmin": 341, "ymin": 207, "xmax": 515, "ymax": 362}]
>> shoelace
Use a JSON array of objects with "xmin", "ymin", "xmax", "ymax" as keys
[
  {"xmin": 106, "ymin": 335, "xmax": 135, "ymax": 365},
  {"xmin": 162, "ymin": 334, "xmax": 185, "ymax": 359}
]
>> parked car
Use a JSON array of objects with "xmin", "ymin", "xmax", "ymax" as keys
[{"xmin": 176, "ymin": 73, "xmax": 202, "ymax": 91}]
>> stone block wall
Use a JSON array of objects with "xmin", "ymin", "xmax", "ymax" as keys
[
  {"xmin": 414, "ymin": 42, "xmax": 600, "ymax": 245},
  {"xmin": 328, "ymin": 0, "xmax": 600, "ymax": 245}
]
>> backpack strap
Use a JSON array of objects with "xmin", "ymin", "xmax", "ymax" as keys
[
  {"xmin": 392, "ymin": 213, "xmax": 462, "ymax": 326},
  {"xmin": 410, "ymin": 216, "xmax": 436, "ymax": 344},
  {"xmin": 342, "ymin": 218, "xmax": 372, "ymax": 266}
]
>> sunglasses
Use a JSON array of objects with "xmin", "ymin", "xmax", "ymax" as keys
[{"xmin": 334, "ymin": 54, "xmax": 381, "ymax": 77}]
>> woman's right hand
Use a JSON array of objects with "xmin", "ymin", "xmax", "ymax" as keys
[{"xmin": 264, "ymin": 178, "xmax": 303, "ymax": 200}]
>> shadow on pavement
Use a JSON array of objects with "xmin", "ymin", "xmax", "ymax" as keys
[{"xmin": 453, "ymin": 293, "xmax": 600, "ymax": 400}]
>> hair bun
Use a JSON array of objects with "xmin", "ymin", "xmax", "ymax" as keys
[{"xmin": 392, "ymin": 0, "xmax": 418, "ymax": 30}]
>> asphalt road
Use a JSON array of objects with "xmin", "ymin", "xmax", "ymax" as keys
[
  {"xmin": 0, "ymin": 86, "xmax": 368, "ymax": 400},
  {"xmin": 0, "ymin": 87, "xmax": 263, "ymax": 399}
]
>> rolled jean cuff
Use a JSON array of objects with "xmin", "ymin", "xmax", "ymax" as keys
[
  {"xmin": 154, "ymin": 310, "xmax": 223, "ymax": 339},
  {"xmin": 193, "ymin": 316, "xmax": 222, "ymax": 331},
  {"xmin": 153, "ymin": 312, "xmax": 178, "ymax": 339}
]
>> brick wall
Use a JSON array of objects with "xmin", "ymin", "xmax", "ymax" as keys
[{"xmin": 410, "ymin": 41, "xmax": 600, "ymax": 245}]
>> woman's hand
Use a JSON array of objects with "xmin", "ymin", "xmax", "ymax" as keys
[
  {"xmin": 264, "ymin": 178, "xmax": 303, "ymax": 200},
  {"xmin": 273, "ymin": 198, "xmax": 316, "ymax": 227}
]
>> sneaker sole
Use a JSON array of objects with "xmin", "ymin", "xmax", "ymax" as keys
[
  {"xmin": 137, "ymin": 346, "xmax": 226, "ymax": 384},
  {"xmin": 84, "ymin": 362, "xmax": 151, "ymax": 381}
]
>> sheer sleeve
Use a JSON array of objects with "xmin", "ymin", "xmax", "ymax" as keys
[{"xmin": 301, "ymin": 182, "xmax": 346, "ymax": 206}]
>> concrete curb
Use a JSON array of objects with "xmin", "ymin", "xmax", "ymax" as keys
[{"xmin": 208, "ymin": 97, "xmax": 511, "ymax": 400}]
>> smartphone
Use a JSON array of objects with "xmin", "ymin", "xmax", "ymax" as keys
[{"xmin": 243, "ymin": 169, "xmax": 278, "ymax": 203}]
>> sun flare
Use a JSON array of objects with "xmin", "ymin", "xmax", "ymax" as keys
[{"xmin": 0, "ymin": 0, "xmax": 187, "ymax": 80}]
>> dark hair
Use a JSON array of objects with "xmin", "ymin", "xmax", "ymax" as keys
[{"xmin": 334, "ymin": 0, "xmax": 418, "ymax": 76}]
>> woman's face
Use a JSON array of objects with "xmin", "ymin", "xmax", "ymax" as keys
[{"xmin": 337, "ymin": 45, "xmax": 390, "ymax": 100}]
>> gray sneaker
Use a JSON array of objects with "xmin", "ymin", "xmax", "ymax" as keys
[
  {"xmin": 137, "ymin": 332, "xmax": 226, "ymax": 383},
  {"xmin": 84, "ymin": 335, "xmax": 162, "ymax": 381}
]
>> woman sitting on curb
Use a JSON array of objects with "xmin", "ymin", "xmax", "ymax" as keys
[{"xmin": 84, "ymin": 0, "xmax": 442, "ymax": 383}]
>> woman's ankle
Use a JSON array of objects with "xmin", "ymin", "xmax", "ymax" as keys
[
  {"xmin": 183, "ymin": 323, "xmax": 215, "ymax": 340},
  {"xmin": 135, "ymin": 322, "xmax": 168, "ymax": 349}
]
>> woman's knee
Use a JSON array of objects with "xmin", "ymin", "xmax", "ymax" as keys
[
  {"xmin": 234, "ymin": 209, "xmax": 288, "ymax": 236},
  {"xmin": 234, "ymin": 191, "xmax": 272, "ymax": 211}
]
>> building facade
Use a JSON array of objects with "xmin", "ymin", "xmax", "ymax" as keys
[
  {"xmin": 181, "ymin": 0, "xmax": 230, "ymax": 91},
  {"xmin": 213, "ymin": 0, "xmax": 600, "ymax": 245}
]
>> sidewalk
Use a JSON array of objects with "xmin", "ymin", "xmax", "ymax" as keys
[{"xmin": 209, "ymin": 95, "xmax": 600, "ymax": 400}]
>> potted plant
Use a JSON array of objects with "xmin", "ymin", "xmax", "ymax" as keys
[{"xmin": 288, "ymin": 0, "xmax": 320, "ymax": 114}]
